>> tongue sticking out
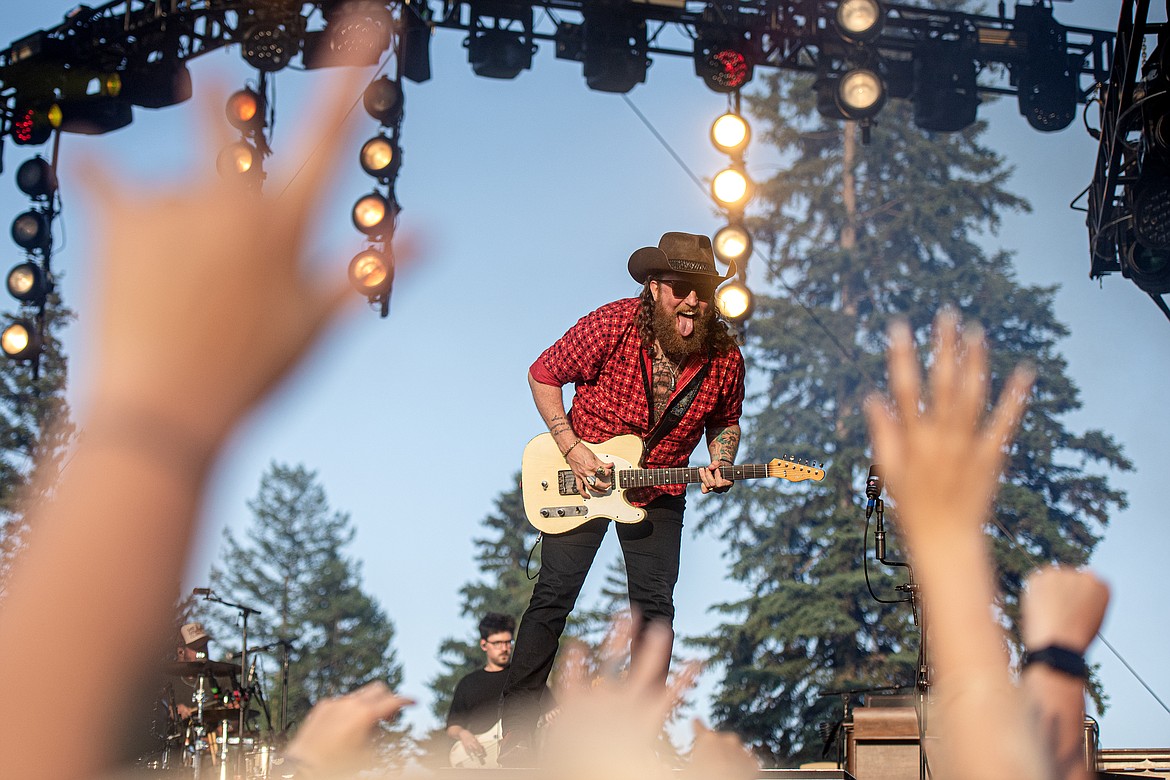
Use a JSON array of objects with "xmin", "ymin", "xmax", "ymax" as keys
[{"xmin": 676, "ymin": 314, "xmax": 694, "ymax": 338}]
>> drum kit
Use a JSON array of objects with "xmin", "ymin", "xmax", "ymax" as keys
[{"xmin": 139, "ymin": 592, "xmax": 290, "ymax": 778}]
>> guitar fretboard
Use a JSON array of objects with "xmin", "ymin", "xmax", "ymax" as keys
[{"xmin": 618, "ymin": 463, "xmax": 771, "ymax": 488}]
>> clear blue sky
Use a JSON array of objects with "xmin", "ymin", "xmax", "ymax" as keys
[{"xmin": 1, "ymin": 2, "xmax": 1166, "ymax": 750}]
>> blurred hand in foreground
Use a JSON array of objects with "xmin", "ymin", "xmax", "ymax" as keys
[{"xmin": 282, "ymin": 682, "xmax": 414, "ymax": 779}]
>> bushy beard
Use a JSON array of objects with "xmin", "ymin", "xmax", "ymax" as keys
[{"xmin": 652, "ymin": 296, "xmax": 713, "ymax": 360}]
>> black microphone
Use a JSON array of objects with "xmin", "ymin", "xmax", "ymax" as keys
[
  {"xmin": 192, "ymin": 588, "xmax": 212, "ymax": 596},
  {"xmin": 864, "ymin": 465, "xmax": 883, "ymax": 519}
]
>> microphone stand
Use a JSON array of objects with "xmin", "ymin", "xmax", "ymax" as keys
[
  {"xmin": 871, "ymin": 498, "xmax": 928, "ymax": 780},
  {"xmin": 196, "ymin": 590, "xmax": 261, "ymax": 776},
  {"xmin": 279, "ymin": 639, "xmax": 291, "ymax": 738}
]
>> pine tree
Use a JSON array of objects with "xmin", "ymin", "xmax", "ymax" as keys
[
  {"xmin": 209, "ymin": 462, "xmax": 405, "ymax": 753},
  {"xmin": 0, "ymin": 290, "xmax": 74, "ymax": 588},
  {"xmin": 694, "ymin": 64, "xmax": 1130, "ymax": 765}
]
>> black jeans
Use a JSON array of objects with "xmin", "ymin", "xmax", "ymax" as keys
[{"xmin": 499, "ymin": 493, "xmax": 686, "ymax": 738}]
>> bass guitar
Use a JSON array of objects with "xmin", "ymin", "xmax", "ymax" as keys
[{"xmin": 521, "ymin": 433, "xmax": 825, "ymax": 534}]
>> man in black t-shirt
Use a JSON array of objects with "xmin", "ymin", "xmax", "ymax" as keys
[{"xmin": 445, "ymin": 613, "xmax": 515, "ymax": 766}]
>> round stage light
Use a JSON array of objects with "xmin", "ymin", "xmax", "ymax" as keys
[
  {"xmin": 837, "ymin": 0, "xmax": 883, "ymax": 41},
  {"xmin": 226, "ymin": 88, "xmax": 264, "ymax": 131},
  {"xmin": 7, "ymin": 262, "xmax": 47, "ymax": 303},
  {"xmin": 363, "ymin": 77, "xmax": 403, "ymax": 126},
  {"xmin": 838, "ymin": 69, "xmax": 886, "ymax": 118},
  {"xmin": 713, "ymin": 224, "xmax": 752, "ymax": 265},
  {"xmin": 360, "ymin": 135, "xmax": 400, "ymax": 180},
  {"xmin": 348, "ymin": 248, "xmax": 394, "ymax": 296},
  {"xmin": 216, "ymin": 141, "xmax": 259, "ymax": 178},
  {"xmin": 1, "ymin": 320, "xmax": 40, "ymax": 360},
  {"xmin": 711, "ymin": 112, "xmax": 750, "ymax": 155},
  {"xmin": 712, "ymin": 167, "xmax": 752, "ymax": 208},
  {"xmin": 352, "ymin": 192, "xmax": 392, "ymax": 236},
  {"xmin": 16, "ymin": 157, "xmax": 57, "ymax": 199},
  {"xmin": 715, "ymin": 281, "xmax": 753, "ymax": 323},
  {"xmin": 11, "ymin": 211, "xmax": 51, "ymax": 251}
]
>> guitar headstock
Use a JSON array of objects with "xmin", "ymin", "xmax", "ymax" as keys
[{"xmin": 768, "ymin": 457, "xmax": 826, "ymax": 482}]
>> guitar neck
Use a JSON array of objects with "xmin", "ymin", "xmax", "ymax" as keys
[{"xmin": 619, "ymin": 463, "xmax": 769, "ymax": 489}]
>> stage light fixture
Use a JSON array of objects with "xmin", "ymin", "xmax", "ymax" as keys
[
  {"xmin": 1132, "ymin": 173, "xmax": 1170, "ymax": 250},
  {"xmin": 6, "ymin": 262, "xmax": 47, "ymax": 304},
  {"xmin": 1, "ymin": 320, "xmax": 40, "ymax": 361},
  {"xmin": 120, "ymin": 61, "xmax": 193, "ymax": 109},
  {"xmin": 1017, "ymin": 64, "xmax": 1077, "ymax": 132},
  {"xmin": 216, "ymin": 141, "xmax": 260, "ymax": 179},
  {"xmin": 711, "ymin": 112, "xmax": 750, "ymax": 155},
  {"xmin": 360, "ymin": 135, "xmax": 400, "ymax": 180},
  {"xmin": 912, "ymin": 42, "xmax": 980, "ymax": 132},
  {"xmin": 11, "ymin": 211, "xmax": 50, "ymax": 251},
  {"xmin": 814, "ymin": 74, "xmax": 847, "ymax": 120},
  {"xmin": 352, "ymin": 192, "xmax": 393, "ymax": 236},
  {"xmin": 51, "ymin": 98, "xmax": 133, "ymax": 135},
  {"xmin": 1012, "ymin": 3, "xmax": 1075, "ymax": 132},
  {"xmin": 714, "ymin": 224, "xmax": 752, "ymax": 266},
  {"xmin": 837, "ymin": 69, "xmax": 885, "ymax": 119},
  {"xmin": 836, "ymin": 0, "xmax": 884, "ymax": 43},
  {"xmin": 694, "ymin": 33, "xmax": 754, "ymax": 93},
  {"xmin": 715, "ymin": 281, "xmax": 753, "ymax": 323},
  {"xmin": 16, "ymin": 157, "xmax": 57, "ymax": 200},
  {"xmin": 363, "ymin": 77, "xmax": 403, "ymax": 126},
  {"xmin": 348, "ymin": 247, "xmax": 394, "ymax": 296},
  {"xmin": 712, "ymin": 167, "xmax": 752, "ymax": 209},
  {"xmin": 469, "ymin": 28, "xmax": 535, "ymax": 79},
  {"xmin": 302, "ymin": 0, "xmax": 393, "ymax": 69},
  {"xmin": 242, "ymin": 21, "xmax": 302, "ymax": 72},
  {"xmin": 226, "ymin": 89, "xmax": 265, "ymax": 132},
  {"xmin": 9, "ymin": 104, "xmax": 55, "ymax": 146},
  {"xmin": 1123, "ymin": 238, "xmax": 1170, "ymax": 293},
  {"xmin": 402, "ymin": 0, "xmax": 433, "ymax": 83},
  {"xmin": 581, "ymin": 8, "xmax": 648, "ymax": 93}
]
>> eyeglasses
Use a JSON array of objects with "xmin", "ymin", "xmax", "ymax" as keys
[
  {"xmin": 656, "ymin": 277, "xmax": 717, "ymax": 300},
  {"xmin": 484, "ymin": 639, "xmax": 514, "ymax": 647}
]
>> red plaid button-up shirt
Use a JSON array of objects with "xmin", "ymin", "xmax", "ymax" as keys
[{"xmin": 529, "ymin": 297, "xmax": 745, "ymax": 505}]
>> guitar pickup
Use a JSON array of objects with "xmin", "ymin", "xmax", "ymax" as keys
[{"xmin": 538, "ymin": 505, "xmax": 589, "ymax": 519}]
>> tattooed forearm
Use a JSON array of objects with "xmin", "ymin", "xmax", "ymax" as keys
[
  {"xmin": 708, "ymin": 425, "xmax": 740, "ymax": 465},
  {"xmin": 548, "ymin": 413, "xmax": 572, "ymax": 437}
]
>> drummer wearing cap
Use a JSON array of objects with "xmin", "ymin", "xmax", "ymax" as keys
[
  {"xmin": 170, "ymin": 622, "xmax": 240, "ymax": 721},
  {"xmin": 499, "ymin": 232, "xmax": 746, "ymax": 764}
]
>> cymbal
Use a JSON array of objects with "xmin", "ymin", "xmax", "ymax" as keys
[
  {"xmin": 164, "ymin": 659, "xmax": 239, "ymax": 677},
  {"xmin": 200, "ymin": 705, "xmax": 243, "ymax": 723}
]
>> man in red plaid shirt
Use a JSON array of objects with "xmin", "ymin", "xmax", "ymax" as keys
[{"xmin": 499, "ymin": 232, "xmax": 746, "ymax": 764}]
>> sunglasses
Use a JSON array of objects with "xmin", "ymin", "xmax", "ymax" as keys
[{"xmin": 656, "ymin": 277, "xmax": 717, "ymax": 300}]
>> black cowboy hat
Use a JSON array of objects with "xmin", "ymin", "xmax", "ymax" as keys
[{"xmin": 628, "ymin": 231, "xmax": 736, "ymax": 285}]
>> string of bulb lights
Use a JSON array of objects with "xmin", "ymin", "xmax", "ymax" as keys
[{"xmin": 2, "ymin": 154, "xmax": 59, "ymax": 367}]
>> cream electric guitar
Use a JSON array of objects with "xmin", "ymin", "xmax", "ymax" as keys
[
  {"xmin": 521, "ymin": 433, "xmax": 825, "ymax": 534},
  {"xmin": 449, "ymin": 719, "xmax": 504, "ymax": 768}
]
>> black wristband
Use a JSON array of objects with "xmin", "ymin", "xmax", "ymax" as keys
[{"xmin": 1022, "ymin": 645, "xmax": 1089, "ymax": 680}]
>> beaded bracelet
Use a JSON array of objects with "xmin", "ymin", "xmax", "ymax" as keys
[{"xmin": 561, "ymin": 437, "xmax": 582, "ymax": 458}]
